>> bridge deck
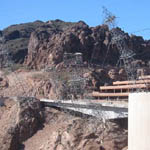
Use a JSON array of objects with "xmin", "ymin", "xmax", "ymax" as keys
[
  {"xmin": 40, "ymin": 99, "xmax": 128, "ymax": 119},
  {"xmin": 40, "ymin": 99, "xmax": 128, "ymax": 108}
]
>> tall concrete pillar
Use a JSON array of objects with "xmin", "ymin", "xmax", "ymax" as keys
[{"xmin": 129, "ymin": 92, "xmax": 150, "ymax": 150}]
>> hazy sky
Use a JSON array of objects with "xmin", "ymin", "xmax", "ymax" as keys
[{"xmin": 1, "ymin": 0, "xmax": 150, "ymax": 39}]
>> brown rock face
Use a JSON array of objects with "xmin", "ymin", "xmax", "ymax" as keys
[
  {"xmin": 1, "ymin": 20, "xmax": 150, "ymax": 68},
  {"xmin": 0, "ymin": 98, "xmax": 127, "ymax": 150},
  {"xmin": 0, "ymin": 21, "xmax": 45, "ymax": 64},
  {"xmin": 24, "ymin": 20, "xmax": 150, "ymax": 70},
  {"xmin": 0, "ymin": 97, "xmax": 43, "ymax": 150},
  {"xmin": 24, "ymin": 107, "xmax": 128, "ymax": 150},
  {"xmin": 85, "ymin": 69, "xmax": 112, "ymax": 91},
  {"xmin": 28, "ymin": 74, "xmax": 58, "ymax": 99},
  {"xmin": 24, "ymin": 22, "xmax": 118, "ymax": 69},
  {"xmin": 0, "ymin": 76, "xmax": 9, "ymax": 90},
  {"xmin": 25, "ymin": 21, "xmax": 91, "ymax": 69}
]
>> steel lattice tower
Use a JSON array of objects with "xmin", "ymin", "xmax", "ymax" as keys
[
  {"xmin": 111, "ymin": 29, "xmax": 137, "ymax": 81},
  {"xmin": 103, "ymin": 7, "xmax": 138, "ymax": 81}
]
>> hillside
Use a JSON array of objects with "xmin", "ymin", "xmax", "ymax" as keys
[
  {"xmin": 0, "ymin": 19, "xmax": 149, "ymax": 150},
  {"xmin": 0, "ymin": 20, "xmax": 150, "ymax": 68},
  {"xmin": 0, "ymin": 97, "xmax": 127, "ymax": 150}
]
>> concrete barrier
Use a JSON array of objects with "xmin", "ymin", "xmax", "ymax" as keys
[{"xmin": 129, "ymin": 92, "xmax": 150, "ymax": 150}]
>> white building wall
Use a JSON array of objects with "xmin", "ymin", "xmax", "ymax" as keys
[{"xmin": 129, "ymin": 92, "xmax": 150, "ymax": 150}]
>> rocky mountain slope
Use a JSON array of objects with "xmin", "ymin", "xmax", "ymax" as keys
[
  {"xmin": 0, "ymin": 97, "xmax": 127, "ymax": 150},
  {"xmin": 0, "ymin": 19, "xmax": 150, "ymax": 69},
  {"xmin": 0, "ymin": 97, "xmax": 44, "ymax": 150},
  {"xmin": 24, "ymin": 21, "xmax": 150, "ymax": 69},
  {"xmin": 0, "ymin": 19, "xmax": 149, "ymax": 150},
  {"xmin": 0, "ymin": 20, "xmax": 74, "ymax": 64}
]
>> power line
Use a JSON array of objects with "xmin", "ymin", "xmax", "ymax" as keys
[{"xmin": 130, "ymin": 28, "xmax": 150, "ymax": 34}]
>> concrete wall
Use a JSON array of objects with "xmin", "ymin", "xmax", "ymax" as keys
[{"xmin": 129, "ymin": 92, "xmax": 150, "ymax": 150}]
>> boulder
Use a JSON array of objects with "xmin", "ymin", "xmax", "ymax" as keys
[{"xmin": 0, "ymin": 97, "xmax": 43, "ymax": 150}]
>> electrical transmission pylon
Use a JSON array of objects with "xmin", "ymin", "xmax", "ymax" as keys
[{"xmin": 102, "ymin": 7, "xmax": 138, "ymax": 81}]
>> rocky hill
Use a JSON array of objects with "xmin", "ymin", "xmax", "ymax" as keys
[
  {"xmin": 0, "ymin": 19, "xmax": 150, "ymax": 69},
  {"xmin": 0, "ymin": 20, "xmax": 74, "ymax": 64},
  {"xmin": 1, "ymin": 19, "xmax": 147, "ymax": 150},
  {"xmin": 0, "ymin": 97, "xmax": 127, "ymax": 150}
]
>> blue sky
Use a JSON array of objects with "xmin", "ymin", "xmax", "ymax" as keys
[{"xmin": 0, "ymin": 0, "xmax": 150, "ymax": 39}]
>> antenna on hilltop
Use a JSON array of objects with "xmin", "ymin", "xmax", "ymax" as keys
[{"xmin": 102, "ymin": 6, "xmax": 117, "ymax": 29}]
